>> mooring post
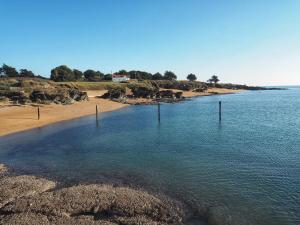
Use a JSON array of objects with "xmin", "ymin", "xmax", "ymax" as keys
[
  {"xmin": 96, "ymin": 105, "xmax": 99, "ymax": 121},
  {"xmin": 37, "ymin": 106, "xmax": 40, "ymax": 120},
  {"xmin": 219, "ymin": 101, "xmax": 222, "ymax": 121},
  {"xmin": 158, "ymin": 102, "xmax": 161, "ymax": 123}
]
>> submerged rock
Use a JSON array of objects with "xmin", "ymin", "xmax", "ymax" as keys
[
  {"xmin": 208, "ymin": 205, "xmax": 254, "ymax": 225},
  {"xmin": 0, "ymin": 175, "xmax": 56, "ymax": 208},
  {"xmin": 2, "ymin": 184, "xmax": 183, "ymax": 225},
  {"xmin": 0, "ymin": 212, "xmax": 117, "ymax": 225}
]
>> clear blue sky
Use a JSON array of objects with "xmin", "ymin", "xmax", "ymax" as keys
[{"xmin": 1, "ymin": 0, "xmax": 300, "ymax": 85}]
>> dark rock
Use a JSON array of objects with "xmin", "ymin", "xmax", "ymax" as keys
[
  {"xmin": 174, "ymin": 91, "xmax": 183, "ymax": 99},
  {"xmin": 159, "ymin": 90, "xmax": 174, "ymax": 98}
]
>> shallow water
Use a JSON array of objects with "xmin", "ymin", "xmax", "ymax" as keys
[{"xmin": 1, "ymin": 89, "xmax": 300, "ymax": 225}]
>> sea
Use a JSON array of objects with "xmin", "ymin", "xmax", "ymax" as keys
[{"xmin": 0, "ymin": 87, "xmax": 299, "ymax": 225}]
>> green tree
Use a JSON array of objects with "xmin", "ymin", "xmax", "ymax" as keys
[
  {"xmin": 187, "ymin": 73, "xmax": 197, "ymax": 81},
  {"xmin": 83, "ymin": 70, "xmax": 104, "ymax": 81},
  {"xmin": 152, "ymin": 72, "xmax": 163, "ymax": 80},
  {"xmin": 50, "ymin": 65, "xmax": 75, "ymax": 81},
  {"xmin": 19, "ymin": 69, "xmax": 35, "ymax": 77},
  {"xmin": 73, "ymin": 69, "xmax": 83, "ymax": 80},
  {"xmin": 207, "ymin": 75, "xmax": 220, "ymax": 85},
  {"xmin": 115, "ymin": 70, "xmax": 128, "ymax": 75},
  {"xmin": 163, "ymin": 71, "xmax": 177, "ymax": 80},
  {"xmin": 103, "ymin": 73, "xmax": 112, "ymax": 81},
  {"xmin": 1, "ymin": 64, "xmax": 19, "ymax": 77}
]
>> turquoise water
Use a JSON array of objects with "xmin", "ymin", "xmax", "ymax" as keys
[{"xmin": 0, "ymin": 89, "xmax": 300, "ymax": 225}]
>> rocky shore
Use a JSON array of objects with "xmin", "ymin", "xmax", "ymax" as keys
[
  {"xmin": 0, "ymin": 164, "xmax": 256, "ymax": 225},
  {"xmin": 0, "ymin": 164, "xmax": 184, "ymax": 225},
  {"xmin": 0, "ymin": 77, "xmax": 88, "ymax": 105}
]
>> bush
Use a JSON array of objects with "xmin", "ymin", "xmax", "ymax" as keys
[{"xmin": 153, "ymin": 80, "xmax": 207, "ymax": 91}]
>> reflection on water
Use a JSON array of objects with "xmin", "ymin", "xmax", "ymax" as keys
[{"xmin": 0, "ymin": 88, "xmax": 300, "ymax": 225}]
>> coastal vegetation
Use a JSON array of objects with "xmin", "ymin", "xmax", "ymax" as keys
[
  {"xmin": 1, "ymin": 64, "xmax": 185, "ymax": 82},
  {"xmin": 187, "ymin": 73, "xmax": 197, "ymax": 81},
  {"xmin": 0, "ymin": 63, "xmax": 282, "ymax": 106}
]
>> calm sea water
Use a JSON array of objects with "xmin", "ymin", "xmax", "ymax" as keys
[{"xmin": 0, "ymin": 88, "xmax": 299, "ymax": 225}]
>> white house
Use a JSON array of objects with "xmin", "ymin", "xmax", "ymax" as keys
[{"xmin": 112, "ymin": 74, "xmax": 130, "ymax": 82}]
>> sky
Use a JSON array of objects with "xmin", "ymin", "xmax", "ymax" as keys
[{"xmin": 0, "ymin": 0, "xmax": 300, "ymax": 86}]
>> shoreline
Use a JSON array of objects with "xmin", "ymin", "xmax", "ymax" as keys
[
  {"xmin": 0, "ymin": 163, "xmax": 235, "ymax": 225},
  {"xmin": 0, "ymin": 163, "xmax": 187, "ymax": 225},
  {"xmin": 0, "ymin": 88, "xmax": 242, "ymax": 137}
]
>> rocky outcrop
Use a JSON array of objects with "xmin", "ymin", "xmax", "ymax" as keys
[
  {"xmin": 0, "ymin": 77, "xmax": 88, "ymax": 105},
  {"xmin": 2, "ymin": 184, "xmax": 182, "ymax": 225},
  {"xmin": 0, "ymin": 175, "xmax": 56, "ymax": 208},
  {"xmin": 29, "ymin": 89, "xmax": 88, "ymax": 105},
  {"xmin": 128, "ymin": 82, "xmax": 159, "ymax": 98},
  {"xmin": 0, "ymin": 165, "xmax": 183, "ymax": 225}
]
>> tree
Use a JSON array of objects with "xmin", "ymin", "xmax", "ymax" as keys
[
  {"xmin": 83, "ymin": 69, "xmax": 104, "ymax": 81},
  {"xmin": 73, "ymin": 69, "xmax": 83, "ymax": 80},
  {"xmin": 115, "ymin": 70, "xmax": 128, "ymax": 75},
  {"xmin": 152, "ymin": 72, "xmax": 163, "ymax": 80},
  {"xmin": 187, "ymin": 73, "xmax": 197, "ymax": 81},
  {"xmin": 207, "ymin": 75, "xmax": 220, "ymax": 85},
  {"xmin": 19, "ymin": 69, "xmax": 35, "ymax": 77},
  {"xmin": 50, "ymin": 65, "xmax": 75, "ymax": 82},
  {"xmin": 103, "ymin": 73, "xmax": 112, "ymax": 81},
  {"xmin": 1, "ymin": 64, "xmax": 19, "ymax": 77},
  {"xmin": 163, "ymin": 71, "xmax": 177, "ymax": 80}
]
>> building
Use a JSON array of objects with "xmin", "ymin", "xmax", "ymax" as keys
[{"xmin": 112, "ymin": 74, "xmax": 130, "ymax": 82}]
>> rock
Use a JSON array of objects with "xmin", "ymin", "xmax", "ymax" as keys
[
  {"xmin": 0, "ymin": 90, "xmax": 30, "ymax": 104},
  {"xmin": 192, "ymin": 88, "xmax": 206, "ymax": 92},
  {"xmin": 107, "ymin": 86, "xmax": 126, "ymax": 99},
  {"xmin": 174, "ymin": 92, "xmax": 183, "ymax": 99},
  {"xmin": 0, "ymin": 213, "xmax": 116, "ymax": 225},
  {"xmin": 2, "ymin": 184, "xmax": 183, "ymax": 225},
  {"xmin": 159, "ymin": 90, "xmax": 174, "ymax": 98},
  {"xmin": 0, "ymin": 175, "xmax": 56, "ymax": 208},
  {"xmin": 0, "ymin": 164, "xmax": 8, "ymax": 175},
  {"xmin": 30, "ymin": 89, "xmax": 86, "ymax": 105},
  {"xmin": 68, "ymin": 89, "xmax": 88, "ymax": 101},
  {"xmin": 128, "ymin": 82, "xmax": 159, "ymax": 98}
]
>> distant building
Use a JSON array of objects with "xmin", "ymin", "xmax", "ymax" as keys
[{"xmin": 112, "ymin": 74, "xmax": 130, "ymax": 82}]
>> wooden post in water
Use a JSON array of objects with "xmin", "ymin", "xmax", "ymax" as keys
[
  {"xmin": 37, "ymin": 106, "xmax": 40, "ymax": 120},
  {"xmin": 219, "ymin": 101, "xmax": 222, "ymax": 121},
  {"xmin": 158, "ymin": 102, "xmax": 161, "ymax": 123},
  {"xmin": 96, "ymin": 105, "xmax": 99, "ymax": 121}
]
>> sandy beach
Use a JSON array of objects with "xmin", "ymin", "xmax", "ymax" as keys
[
  {"xmin": 0, "ymin": 88, "xmax": 242, "ymax": 137},
  {"xmin": 0, "ymin": 93, "xmax": 127, "ymax": 137}
]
